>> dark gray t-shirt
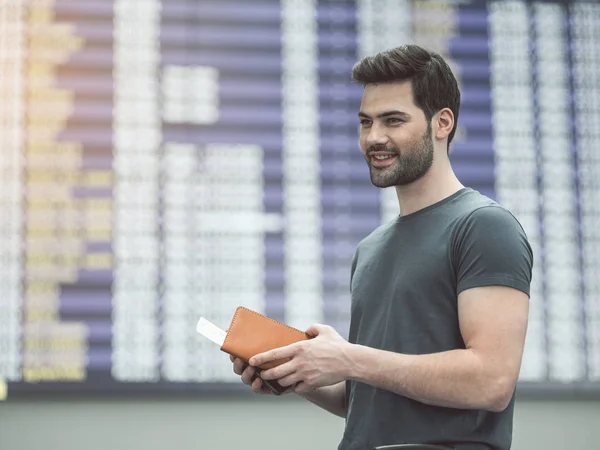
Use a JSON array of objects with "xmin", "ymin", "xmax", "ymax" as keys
[{"xmin": 338, "ymin": 188, "xmax": 533, "ymax": 450}]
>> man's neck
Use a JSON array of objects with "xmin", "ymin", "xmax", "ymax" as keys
[{"xmin": 394, "ymin": 162, "xmax": 464, "ymax": 217}]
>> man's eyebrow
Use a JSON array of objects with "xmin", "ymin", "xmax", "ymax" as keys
[{"xmin": 358, "ymin": 110, "xmax": 411, "ymax": 119}]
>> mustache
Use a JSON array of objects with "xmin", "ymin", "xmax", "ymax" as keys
[{"xmin": 367, "ymin": 144, "xmax": 399, "ymax": 156}]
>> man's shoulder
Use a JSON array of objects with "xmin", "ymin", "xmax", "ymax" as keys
[
  {"xmin": 449, "ymin": 189, "xmax": 525, "ymax": 234},
  {"xmin": 458, "ymin": 192, "xmax": 525, "ymax": 233},
  {"xmin": 450, "ymin": 188, "xmax": 501, "ymax": 216}
]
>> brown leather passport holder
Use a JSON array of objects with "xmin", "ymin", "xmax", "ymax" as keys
[{"xmin": 221, "ymin": 306, "xmax": 311, "ymax": 395}]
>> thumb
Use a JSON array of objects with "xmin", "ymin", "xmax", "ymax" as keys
[{"xmin": 305, "ymin": 323, "xmax": 328, "ymax": 337}]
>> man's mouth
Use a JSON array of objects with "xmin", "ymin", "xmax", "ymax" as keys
[{"xmin": 370, "ymin": 153, "xmax": 397, "ymax": 167}]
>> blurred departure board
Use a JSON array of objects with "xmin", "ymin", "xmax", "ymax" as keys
[{"xmin": 0, "ymin": 0, "xmax": 598, "ymax": 398}]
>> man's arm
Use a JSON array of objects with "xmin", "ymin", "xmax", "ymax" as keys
[
  {"xmin": 254, "ymin": 284, "xmax": 528, "ymax": 413},
  {"xmin": 296, "ymin": 381, "xmax": 346, "ymax": 418},
  {"xmin": 346, "ymin": 284, "xmax": 529, "ymax": 412}
]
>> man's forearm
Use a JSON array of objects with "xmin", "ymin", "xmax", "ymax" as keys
[
  {"xmin": 296, "ymin": 381, "xmax": 346, "ymax": 418},
  {"xmin": 347, "ymin": 344, "xmax": 514, "ymax": 412}
]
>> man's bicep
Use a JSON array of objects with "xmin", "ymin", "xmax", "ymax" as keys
[{"xmin": 458, "ymin": 285, "xmax": 529, "ymax": 383}]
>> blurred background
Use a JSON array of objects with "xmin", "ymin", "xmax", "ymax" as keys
[{"xmin": 0, "ymin": 0, "xmax": 599, "ymax": 449}]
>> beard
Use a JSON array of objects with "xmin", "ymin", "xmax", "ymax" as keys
[{"xmin": 364, "ymin": 125, "xmax": 434, "ymax": 188}]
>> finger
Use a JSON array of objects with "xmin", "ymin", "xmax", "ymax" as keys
[
  {"xmin": 251, "ymin": 377, "xmax": 272, "ymax": 395},
  {"xmin": 305, "ymin": 323, "xmax": 328, "ymax": 337},
  {"xmin": 294, "ymin": 381, "xmax": 313, "ymax": 394},
  {"xmin": 229, "ymin": 354, "xmax": 235, "ymax": 363},
  {"xmin": 260, "ymin": 360, "xmax": 296, "ymax": 381},
  {"xmin": 259, "ymin": 380, "xmax": 273, "ymax": 395},
  {"xmin": 233, "ymin": 358, "xmax": 246, "ymax": 376},
  {"xmin": 276, "ymin": 372, "xmax": 302, "ymax": 388},
  {"xmin": 249, "ymin": 343, "xmax": 300, "ymax": 367},
  {"xmin": 241, "ymin": 365, "xmax": 257, "ymax": 386}
]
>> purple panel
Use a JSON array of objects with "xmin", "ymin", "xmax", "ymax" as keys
[
  {"xmin": 318, "ymin": 57, "xmax": 356, "ymax": 75},
  {"xmin": 159, "ymin": 24, "xmax": 187, "ymax": 45},
  {"xmin": 76, "ymin": 269, "xmax": 113, "ymax": 284},
  {"xmin": 71, "ymin": 187, "xmax": 112, "ymax": 198},
  {"xmin": 458, "ymin": 61, "xmax": 491, "ymax": 80},
  {"xmin": 263, "ymin": 184, "xmax": 380, "ymax": 209},
  {"xmin": 161, "ymin": 51, "xmax": 281, "ymax": 74},
  {"xmin": 219, "ymin": 79, "xmax": 282, "ymax": 101},
  {"xmin": 61, "ymin": 290, "xmax": 112, "ymax": 314},
  {"xmin": 163, "ymin": 129, "xmax": 281, "ymax": 150},
  {"xmin": 81, "ymin": 155, "xmax": 113, "ymax": 170},
  {"xmin": 265, "ymin": 300, "xmax": 285, "ymax": 320},
  {"xmin": 161, "ymin": 26, "xmax": 280, "ymax": 48},
  {"xmin": 56, "ymin": 76, "xmax": 113, "ymax": 95},
  {"xmin": 460, "ymin": 87, "xmax": 491, "ymax": 105},
  {"xmin": 263, "ymin": 239, "xmax": 359, "ymax": 263},
  {"xmin": 448, "ymin": 37, "xmax": 490, "ymax": 56},
  {"xmin": 320, "ymin": 135, "xmax": 361, "ymax": 153},
  {"xmin": 321, "ymin": 186, "xmax": 379, "ymax": 206},
  {"xmin": 87, "ymin": 347, "xmax": 112, "ymax": 370},
  {"xmin": 73, "ymin": 22, "xmax": 113, "ymax": 43},
  {"xmin": 265, "ymin": 291, "xmax": 285, "ymax": 305},
  {"xmin": 317, "ymin": 3, "xmax": 356, "ymax": 24},
  {"xmin": 162, "ymin": 2, "xmax": 282, "ymax": 23},
  {"xmin": 85, "ymin": 241, "xmax": 112, "ymax": 253},
  {"xmin": 318, "ymin": 30, "xmax": 357, "ymax": 49},
  {"xmin": 322, "ymin": 215, "xmax": 380, "ymax": 235},
  {"xmin": 217, "ymin": 80, "xmax": 363, "ymax": 103},
  {"xmin": 56, "ymin": 128, "xmax": 112, "ymax": 146},
  {"xmin": 319, "ymin": 162, "xmax": 385, "ymax": 179},
  {"xmin": 454, "ymin": 113, "xmax": 492, "ymax": 131},
  {"xmin": 208, "ymin": 105, "xmax": 282, "ymax": 126},
  {"xmin": 64, "ymin": 101, "xmax": 113, "ymax": 121},
  {"xmin": 85, "ymin": 320, "xmax": 113, "ymax": 341},
  {"xmin": 451, "ymin": 138, "xmax": 494, "ymax": 157},
  {"xmin": 263, "ymin": 186, "xmax": 282, "ymax": 207},
  {"xmin": 65, "ymin": 48, "xmax": 113, "ymax": 68},
  {"xmin": 457, "ymin": 9, "xmax": 489, "ymax": 31},
  {"xmin": 320, "ymin": 83, "xmax": 363, "ymax": 103},
  {"xmin": 54, "ymin": 1, "xmax": 113, "ymax": 18},
  {"xmin": 454, "ymin": 161, "xmax": 495, "ymax": 185}
]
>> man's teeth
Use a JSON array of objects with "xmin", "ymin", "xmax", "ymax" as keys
[{"xmin": 374, "ymin": 155, "xmax": 394, "ymax": 160}]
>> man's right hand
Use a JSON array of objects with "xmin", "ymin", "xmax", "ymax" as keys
[{"xmin": 230, "ymin": 354, "xmax": 274, "ymax": 395}]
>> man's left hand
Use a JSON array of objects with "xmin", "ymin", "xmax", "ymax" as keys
[{"xmin": 249, "ymin": 324, "xmax": 353, "ymax": 393}]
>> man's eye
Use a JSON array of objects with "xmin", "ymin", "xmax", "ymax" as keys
[
  {"xmin": 387, "ymin": 118, "xmax": 403, "ymax": 125},
  {"xmin": 360, "ymin": 120, "xmax": 372, "ymax": 127}
]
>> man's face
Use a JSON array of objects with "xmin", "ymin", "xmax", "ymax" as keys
[{"xmin": 358, "ymin": 81, "xmax": 434, "ymax": 188}]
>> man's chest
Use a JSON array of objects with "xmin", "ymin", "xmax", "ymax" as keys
[{"xmin": 348, "ymin": 231, "xmax": 460, "ymax": 350}]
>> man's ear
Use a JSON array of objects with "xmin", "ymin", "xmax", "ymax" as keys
[{"xmin": 434, "ymin": 108, "xmax": 454, "ymax": 142}]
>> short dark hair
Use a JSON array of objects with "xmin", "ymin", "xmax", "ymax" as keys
[{"xmin": 351, "ymin": 44, "xmax": 461, "ymax": 148}]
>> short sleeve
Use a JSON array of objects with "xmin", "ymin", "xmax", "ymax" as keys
[{"xmin": 452, "ymin": 206, "xmax": 534, "ymax": 296}]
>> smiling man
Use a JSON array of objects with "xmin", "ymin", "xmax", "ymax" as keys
[{"xmin": 231, "ymin": 45, "xmax": 533, "ymax": 450}]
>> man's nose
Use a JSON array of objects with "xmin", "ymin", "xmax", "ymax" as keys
[{"xmin": 366, "ymin": 123, "xmax": 389, "ymax": 147}]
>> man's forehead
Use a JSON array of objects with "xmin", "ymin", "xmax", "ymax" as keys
[{"xmin": 360, "ymin": 81, "xmax": 416, "ymax": 112}]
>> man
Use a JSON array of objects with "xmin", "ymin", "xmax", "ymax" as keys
[{"xmin": 231, "ymin": 44, "xmax": 533, "ymax": 450}]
